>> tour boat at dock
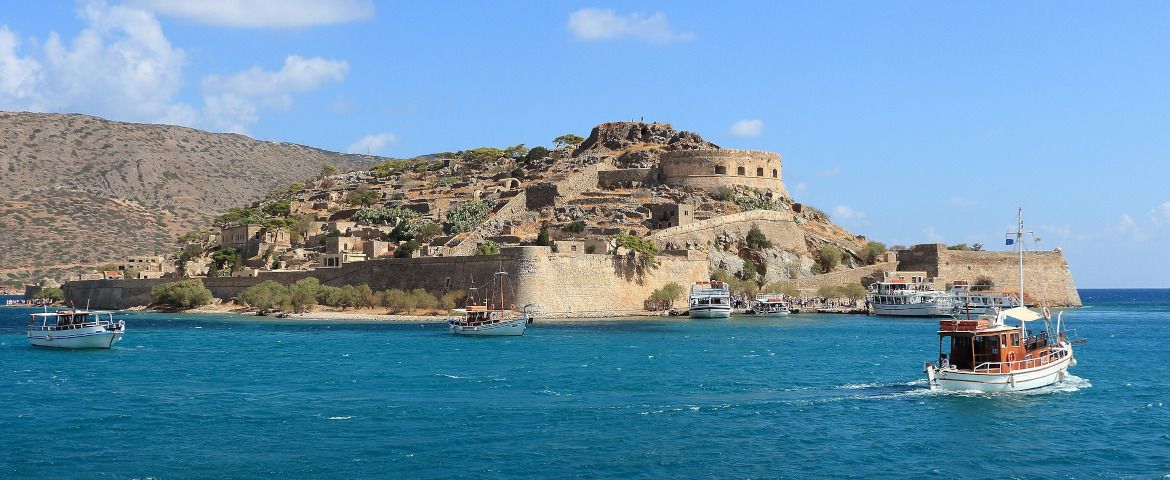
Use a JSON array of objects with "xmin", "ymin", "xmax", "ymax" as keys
[
  {"xmin": 752, "ymin": 293, "xmax": 791, "ymax": 316},
  {"xmin": 27, "ymin": 309, "xmax": 125, "ymax": 349},
  {"xmin": 949, "ymin": 281, "xmax": 1021, "ymax": 316},
  {"xmin": 867, "ymin": 273, "xmax": 954, "ymax": 317},
  {"xmin": 688, "ymin": 280, "xmax": 731, "ymax": 318},
  {"xmin": 447, "ymin": 271, "xmax": 532, "ymax": 336},
  {"xmin": 923, "ymin": 209, "xmax": 1081, "ymax": 392}
]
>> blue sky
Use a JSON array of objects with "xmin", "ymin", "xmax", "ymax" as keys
[{"xmin": 2, "ymin": 1, "xmax": 1168, "ymax": 287}]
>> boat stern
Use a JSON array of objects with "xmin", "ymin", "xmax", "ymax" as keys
[{"xmin": 924, "ymin": 362, "xmax": 939, "ymax": 391}]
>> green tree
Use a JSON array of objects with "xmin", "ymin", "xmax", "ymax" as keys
[
  {"xmin": 840, "ymin": 283, "xmax": 868, "ymax": 301},
  {"xmin": 740, "ymin": 256, "xmax": 758, "ymax": 281},
  {"xmin": 554, "ymin": 134, "xmax": 585, "ymax": 148},
  {"xmin": 535, "ymin": 222, "xmax": 551, "ymax": 246},
  {"xmin": 745, "ymin": 224, "xmax": 772, "ymax": 250},
  {"xmin": 239, "ymin": 280, "xmax": 289, "ymax": 314},
  {"xmin": 947, "ymin": 243, "xmax": 970, "ymax": 251},
  {"xmin": 263, "ymin": 199, "xmax": 291, "ymax": 217},
  {"xmin": 659, "ymin": 282, "xmax": 684, "ymax": 308},
  {"xmin": 860, "ymin": 241, "xmax": 888, "ymax": 265},
  {"xmin": 525, "ymin": 146, "xmax": 549, "ymax": 163},
  {"xmin": 765, "ymin": 281, "xmax": 800, "ymax": 297},
  {"xmin": 613, "ymin": 233, "xmax": 660, "ymax": 268},
  {"xmin": 289, "ymin": 277, "xmax": 321, "ymax": 313},
  {"xmin": 150, "ymin": 279, "xmax": 213, "ymax": 309},
  {"xmin": 816, "ymin": 245, "xmax": 840, "ymax": 273},
  {"xmin": 395, "ymin": 240, "xmax": 420, "ymax": 258},
  {"xmin": 33, "ymin": 287, "xmax": 64, "ymax": 303},
  {"xmin": 345, "ymin": 186, "xmax": 380, "ymax": 207},
  {"xmin": 817, "ymin": 284, "xmax": 842, "ymax": 298},
  {"xmin": 317, "ymin": 285, "xmax": 343, "ymax": 306},
  {"xmin": 561, "ymin": 220, "xmax": 587, "ymax": 234}
]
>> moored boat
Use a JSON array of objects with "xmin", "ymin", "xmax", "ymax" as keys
[
  {"xmin": 923, "ymin": 209, "xmax": 1082, "ymax": 392},
  {"xmin": 27, "ymin": 309, "xmax": 125, "ymax": 349},
  {"xmin": 688, "ymin": 280, "xmax": 731, "ymax": 318},
  {"xmin": 949, "ymin": 281, "xmax": 1022, "ymax": 316},
  {"xmin": 752, "ymin": 293, "xmax": 791, "ymax": 316},
  {"xmin": 447, "ymin": 271, "xmax": 532, "ymax": 336},
  {"xmin": 867, "ymin": 273, "xmax": 955, "ymax": 317}
]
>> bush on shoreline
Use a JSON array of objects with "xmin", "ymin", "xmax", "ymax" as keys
[{"xmin": 151, "ymin": 279, "xmax": 213, "ymax": 310}]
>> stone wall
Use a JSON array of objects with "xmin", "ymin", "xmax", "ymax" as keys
[
  {"xmin": 895, "ymin": 244, "xmax": 1081, "ymax": 306},
  {"xmin": 597, "ymin": 168, "xmax": 659, "ymax": 189},
  {"xmin": 649, "ymin": 210, "xmax": 805, "ymax": 252},
  {"xmin": 792, "ymin": 262, "xmax": 899, "ymax": 292},
  {"xmin": 660, "ymin": 149, "xmax": 788, "ymax": 197},
  {"xmin": 63, "ymin": 247, "xmax": 710, "ymax": 317}
]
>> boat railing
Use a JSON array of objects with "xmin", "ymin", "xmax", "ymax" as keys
[
  {"xmin": 972, "ymin": 347, "xmax": 1069, "ymax": 373},
  {"xmin": 28, "ymin": 318, "xmax": 123, "ymax": 332},
  {"xmin": 938, "ymin": 318, "xmax": 990, "ymax": 332}
]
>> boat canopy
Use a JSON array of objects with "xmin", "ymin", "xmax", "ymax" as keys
[{"xmin": 998, "ymin": 306, "xmax": 1043, "ymax": 323}]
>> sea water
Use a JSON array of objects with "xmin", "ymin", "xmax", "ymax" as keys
[{"xmin": 0, "ymin": 290, "xmax": 1166, "ymax": 479}]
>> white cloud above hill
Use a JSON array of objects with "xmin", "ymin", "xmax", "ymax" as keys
[
  {"xmin": 347, "ymin": 133, "xmax": 398, "ymax": 155},
  {"xmin": 202, "ymin": 55, "xmax": 349, "ymax": 133}
]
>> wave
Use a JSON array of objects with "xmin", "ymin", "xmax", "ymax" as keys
[{"xmin": 327, "ymin": 416, "xmax": 353, "ymax": 420}]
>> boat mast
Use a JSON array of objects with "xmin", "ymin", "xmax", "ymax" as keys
[{"xmin": 1017, "ymin": 207, "xmax": 1024, "ymax": 305}]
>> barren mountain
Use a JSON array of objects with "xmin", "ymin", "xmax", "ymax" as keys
[{"xmin": 0, "ymin": 112, "xmax": 378, "ymax": 284}]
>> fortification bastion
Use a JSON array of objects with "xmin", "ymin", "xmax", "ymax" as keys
[{"xmin": 660, "ymin": 149, "xmax": 788, "ymax": 198}]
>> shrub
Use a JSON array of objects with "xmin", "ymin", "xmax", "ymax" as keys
[
  {"xmin": 239, "ymin": 281, "xmax": 289, "ymax": 314},
  {"xmin": 817, "ymin": 285, "xmax": 842, "ymax": 298},
  {"xmin": 439, "ymin": 290, "xmax": 465, "ymax": 309},
  {"xmin": 561, "ymin": 220, "xmax": 587, "ymax": 234},
  {"xmin": 288, "ymin": 278, "xmax": 320, "ymax": 313},
  {"xmin": 444, "ymin": 201, "xmax": 489, "ymax": 234},
  {"xmin": 150, "ymin": 279, "xmax": 213, "ymax": 310},
  {"xmin": 411, "ymin": 288, "xmax": 439, "ymax": 310},
  {"xmin": 746, "ymin": 224, "xmax": 772, "ymax": 250},
  {"xmin": 525, "ymin": 146, "xmax": 550, "ymax": 163},
  {"xmin": 860, "ymin": 241, "xmax": 887, "ymax": 265},
  {"xmin": 840, "ymin": 283, "xmax": 868, "ymax": 301},
  {"xmin": 711, "ymin": 186, "xmax": 735, "ymax": 201},
  {"xmin": 535, "ymin": 223, "xmax": 551, "ymax": 246},
  {"xmin": 317, "ymin": 285, "xmax": 343, "ymax": 306},
  {"xmin": 262, "ymin": 199, "xmax": 290, "ymax": 217},
  {"xmin": 475, "ymin": 241, "xmax": 501, "ymax": 256},
  {"xmin": 33, "ymin": 287, "xmax": 64, "ymax": 302},
  {"xmin": 382, "ymin": 289, "xmax": 407, "ymax": 312},
  {"xmin": 658, "ymin": 282, "xmax": 684, "ymax": 308},
  {"xmin": 817, "ymin": 245, "xmax": 840, "ymax": 273},
  {"xmin": 395, "ymin": 240, "xmax": 420, "ymax": 258},
  {"xmin": 973, "ymin": 275, "xmax": 995, "ymax": 291},
  {"xmin": 345, "ymin": 186, "xmax": 380, "ymax": 207}
]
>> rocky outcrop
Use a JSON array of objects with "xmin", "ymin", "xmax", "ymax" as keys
[{"xmin": 575, "ymin": 121, "xmax": 717, "ymax": 154}]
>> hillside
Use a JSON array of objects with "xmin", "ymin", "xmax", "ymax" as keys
[
  {"xmin": 172, "ymin": 121, "xmax": 878, "ymax": 293},
  {"xmin": 0, "ymin": 112, "xmax": 379, "ymax": 284}
]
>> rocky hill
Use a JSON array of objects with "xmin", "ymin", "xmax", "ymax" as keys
[{"xmin": 0, "ymin": 112, "xmax": 378, "ymax": 284}]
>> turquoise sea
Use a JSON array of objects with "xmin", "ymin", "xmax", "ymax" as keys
[{"xmin": 1, "ymin": 290, "xmax": 1167, "ymax": 479}]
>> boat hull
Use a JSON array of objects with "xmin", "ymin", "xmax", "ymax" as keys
[
  {"xmin": 926, "ymin": 347, "xmax": 1074, "ymax": 392},
  {"xmin": 28, "ymin": 328, "xmax": 123, "ymax": 349},
  {"xmin": 873, "ymin": 303, "xmax": 950, "ymax": 317},
  {"xmin": 449, "ymin": 317, "xmax": 528, "ymax": 336},
  {"xmin": 754, "ymin": 311, "xmax": 790, "ymax": 317},
  {"xmin": 689, "ymin": 306, "xmax": 731, "ymax": 318}
]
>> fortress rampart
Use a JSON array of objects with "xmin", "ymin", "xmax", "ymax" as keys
[
  {"xmin": 895, "ymin": 244, "xmax": 1082, "ymax": 306},
  {"xmin": 660, "ymin": 149, "xmax": 788, "ymax": 197},
  {"xmin": 63, "ymin": 247, "xmax": 710, "ymax": 317}
]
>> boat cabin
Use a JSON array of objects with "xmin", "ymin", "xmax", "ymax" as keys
[
  {"xmin": 936, "ymin": 308, "xmax": 1064, "ymax": 374},
  {"xmin": 28, "ymin": 310, "xmax": 116, "ymax": 331}
]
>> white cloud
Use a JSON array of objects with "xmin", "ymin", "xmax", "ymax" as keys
[
  {"xmin": 729, "ymin": 119, "xmax": 763, "ymax": 137},
  {"xmin": 346, "ymin": 133, "xmax": 398, "ymax": 155},
  {"xmin": 567, "ymin": 8, "xmax": 692, "ymax": 43},
  {"xmin": 128, "ymin": 0, "xmax": 374, "ymax": 28},
  {"xmin": 794, "ymin": 182, "xmax": 807, "ymax": 195},
  {"xmin": 0, "ymin": 2, "xmax": 195, "ymax": 124},
  {"xmin": 201, "ymin": 55, "xmax": 349, "ymax": 133},
  {"xmin": 950, "ymin": 196, "xmax": 977, "ymax": 207},
  {"xmin": 1117, "ymin": 213, "xmax": 1148, "ymax": 241},
  {"xmin": 820, "ymin": 166, "xmax": 842, "ymax": 177},
  {"xmin": 1148, "ymin": 201, "xmax": 1170, "ymax": 227},
  {"xmin": 832, "ymin": 205, "xmax": 863, "ymax": 221},
  {"xmin": 924, "ymin": 227, "xmax": 945, "ymax": 243}
]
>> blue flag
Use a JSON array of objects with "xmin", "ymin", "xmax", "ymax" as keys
[{"xmin": 1005, "ymin": 238, "xmax": 1015, "ymax": 245}]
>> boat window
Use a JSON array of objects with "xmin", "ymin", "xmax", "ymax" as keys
[{"xmin": 1010, "ymin": 333, "xmax": 1020, "ymax": 347}]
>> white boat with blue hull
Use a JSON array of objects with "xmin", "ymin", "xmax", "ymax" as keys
[
  {"xmin": 689, "ymin": 281, "xmax": 731, "ymax": 318},
  {"xmin": 28, "ymin": 309, "xmax": 125, "ymax": 349},
  {"xmin": 752, "ymin": 293, "xmax": 791, "ymax": 316},
  {"xmin": 447, "ymin": 271, "xmax": 532, "ymax": 337}
]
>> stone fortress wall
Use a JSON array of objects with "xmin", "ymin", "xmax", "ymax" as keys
[
  {"xmin": 64, "ymin": 246, "xmax": 710, "ymax": 317},
  {"xmin": 895, "ymin": 243, "xmax": 1082, "ymax": 307},
  {"xmin": 660, "ymin": 149, "xmax": 788, "ymax": 197}
]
